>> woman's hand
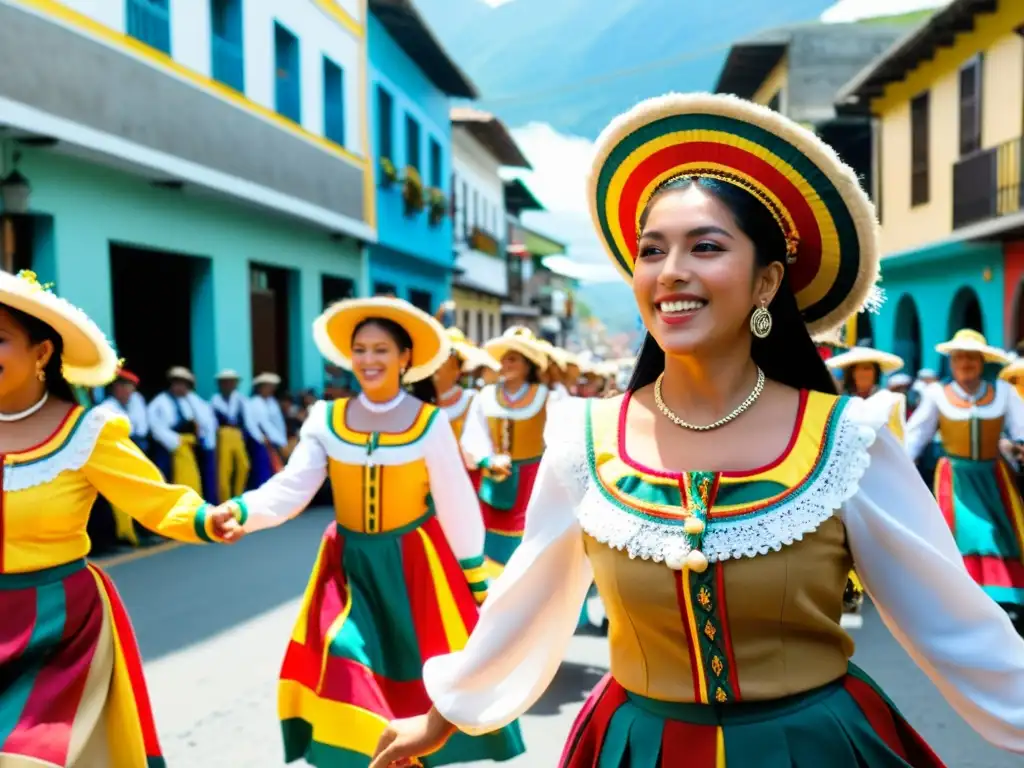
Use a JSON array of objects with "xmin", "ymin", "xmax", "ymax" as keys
[
  {"xmin": 369, "ymin": 708, "xmax": 457, "ymax": 768},
  {"xmin": 209, "ymin": 503, "xmax": 246, "ymax": 543},
  {"xmin": 488, "ymin": 454, "xmax": 512, "ymax": 481}
]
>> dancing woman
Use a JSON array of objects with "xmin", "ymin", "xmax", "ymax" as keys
[
  {"xmin": 0, "ymin": 270, "xmax": 241, "ymax": 767},
  {"xmin": 460, "ymin": 326, "xmax": 551, "ymax": 570},
  {"xmin": 370, "ymin": 94, "xmax": 1024, "ymax": 767},
  {"xmin": 221, "ymin": 297, "xmax": 525, "ymax": 767},
  {"xmin": 906, "ymin": 329, "xmax": 1024, "ymax": 633}
]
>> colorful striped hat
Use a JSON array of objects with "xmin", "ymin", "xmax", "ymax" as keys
[{"xmin": 587, "ymin": 93, "xmax": 881, "ymax": 336}]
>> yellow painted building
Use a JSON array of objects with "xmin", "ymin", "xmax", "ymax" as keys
[{"xmin": 839, "ymin": 0, "xmax": 1024, "ymax": 373}]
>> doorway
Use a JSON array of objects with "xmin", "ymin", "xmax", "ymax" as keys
[
  {"xmin": 408, "ymin": 289, "xmax": 433, "ymax": 314},
  {"xmin": 250, "ymin": 264, "xmax": 291, "ymax": 391},
  {"xmin": 110, "ymin": 244, "xmax": 197, "ymax": 400},
  {"xmin": 894, "ymin": 294, "xmax": 922, "ymax": 375}
]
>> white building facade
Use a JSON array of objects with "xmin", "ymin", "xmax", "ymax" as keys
[
  {"xmin": 0, "ymin": 0, "xmax": 374, "ymax": 396},
  {"xmin": 450, "ymin": 108, "xmax": 530, "ymax": 344}
]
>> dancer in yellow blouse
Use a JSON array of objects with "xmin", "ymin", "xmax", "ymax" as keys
[
  {"xmin": 0, "ymin": 270, "xmax": 241, "ymax": 768},
  {"xmin": 221, "ymin": 297, "xmax": 524, "ymax": 767},
  {"xmin": 461, "ymin": 326, "xmax": 551, "ymax": 570}
]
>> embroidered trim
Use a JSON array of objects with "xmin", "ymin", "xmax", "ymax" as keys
[
  {"xmin": 478, "ymin": 383, "xmax": 549, "ymax": 421},
  {"xmin": 4, "ymin": 407, "xmax": 116, "ymax": 492},
  {"xmin": 933, "ymin": 379, "xmax": 1008, "ymax": 421},
  {"xmin": 306, "ymin": 401, "xmax": 438, "ymax": 467},
  {"xmin": 573, "ymin": 396, "xmax": 882, "ymax": 566}
]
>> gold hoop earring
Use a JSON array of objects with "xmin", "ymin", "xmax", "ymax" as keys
[
  {"xmin": 35, "ymin": 361, "xmax": 46, "ymax": 383},
  {"xmin": 750, "ymin": 301, "xmax": 772, "ymax": 339}
]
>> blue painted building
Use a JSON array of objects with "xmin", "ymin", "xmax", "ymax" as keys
[
  {"xmin": 0, "ymin": 0, "xmax": 374, "ymax": 398},
  {"xmin": 366, "ymin": 0, "xmax": 478, "ymax": 313}
]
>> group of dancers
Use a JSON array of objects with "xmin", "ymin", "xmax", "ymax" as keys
[{"xmin": 1, "ymin": 89, "xmax": 1024, "ymax": 768}]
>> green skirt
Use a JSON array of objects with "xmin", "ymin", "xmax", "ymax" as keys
[{"xmin": 559, "ymin": 665, "xmax": 944, "ymax": 767}]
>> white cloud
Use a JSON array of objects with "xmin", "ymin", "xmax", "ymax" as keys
[
  {"xmin": 504, "ymin": 122, "xmax": 622, "ymax": 283},
  {"xmin": 820, "ymin": 0, "xmax": 948, "ymax": 23}
]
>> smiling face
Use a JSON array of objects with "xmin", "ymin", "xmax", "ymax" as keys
[
  {"xmin": 351, "ymin": 321, "xmax": 410, "ymax": 396},
  {"xmin": 0, "ymin": 307, "xmax": 52, "ymax": 402},
  {"xmin": 633, "ymin": 184, "xmax": 782, "ymax": 358},
  {"xmin": 500, "ymin": 350, "xmax": 530, "ymax": 385}
]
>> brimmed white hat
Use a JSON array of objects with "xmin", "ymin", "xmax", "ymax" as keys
[
  {"xmin": 215, "ymin": 369, "xmax": 241, "ymax": 380},
  {"xmin": 313, "ymin": 296, "xmax": 449, "ymax": 383},
  {"xmin": 253, "ymin": 372, "xmax": 281, "ymax": 387},
  {"xmin": 999, "ymin": 358, "xmax": 1024, "ymax": 381},
  {"xmin": 533, "ymin": 338, "xmax": 569, "ymax": 371},
  {"xmin": 484, "ymin": 326, "xmax": 548, "ymax": 371},
  {"xmin": 462, "ymin": 346, "xmax": 500, "ymax": 373},
  {"xmin": 0, "ymin": 270, "xmax": 119, "ymax": 387},
  {"xmin": 825, "ymin": 346, "xmax": 904, "ymax": 374},
  {"xmin": 935, "ymin": 329, "xmax": 1011, "ymax": 365},
  {"xmin": 167, "ymin": 366, "xmax": 195, "ymax": 384}
]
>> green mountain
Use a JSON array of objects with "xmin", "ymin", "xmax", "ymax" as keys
[{"xmin": 417, "ymin": 0, "xmax": 839, "ymax": 139}]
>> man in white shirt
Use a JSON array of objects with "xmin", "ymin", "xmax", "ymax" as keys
[
  {"xmin": 101, "ymin": 369, "xmax": 150, "ymax": 451},
  {"xmin": 147, "ymin": 366, "xmax": 214, "ymax": 497},
  {"xmin": 210, "ymin": 369, "xmax": 262, "ymax": 501},
  {"xmin": 248, "ymin": 372, "xmax": 287, "ymax": 483}
]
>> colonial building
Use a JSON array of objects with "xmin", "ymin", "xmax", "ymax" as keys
[
  {"xmin": 716, "ymin": 15, "xmax": 916, "ymax": 348},
  {"xmin": 450, "ymin": 107, "xmax": 531, "ymax": 344},
  {"xmin": 0, "ymin": 0, "xmax": 373, "ymax": 397},
  {"xmin": 838, "ymin": 0, "xmax": 1024, "ymax": 373},
  {"xmin": 366, "ymin": 0, "xmax": 475, "ymax": 314}
]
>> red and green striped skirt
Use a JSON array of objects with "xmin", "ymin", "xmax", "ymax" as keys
[
  {"xmin": 560, "ymin": 666, "xmax": 944, "ymax": 767},
  {"xmin": 934, "ymin": 456, "xmax": 1024, "ymax": 607},
  {"xmin": 0, "ymin": 559, "xmax": 165, "ymax": 767},
  {"xmin": 481, "ymin": 456, "xmax": 541, "ymax": 568},
  {"xmin": 278, "ymin": 515, "xmax": 524, "ymax": 767}
]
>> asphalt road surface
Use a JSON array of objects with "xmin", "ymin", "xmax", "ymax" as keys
[{"xmin": 100, "ymin": 507, "xmax": 1019, "ymax": 767}]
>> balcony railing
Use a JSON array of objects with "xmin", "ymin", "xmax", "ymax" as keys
[
  {"xmin": 126, "ymin": 0, "xmax": 171, "ymax": 54},
  {"xmin": 953, "ymin": 136, "xmax": 1024, "ymax": 229},
  {"xmin": 470, "ymin": 227, "xmax": 500, "ymax": 257},
  {"xmin": 212, "ymin": 37, "xmax": 244, "ymax": 93}
]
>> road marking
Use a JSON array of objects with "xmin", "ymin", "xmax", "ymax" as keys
[{"xmin": 90, "ymin": 541, "xmax": 183, "ymax": 569}]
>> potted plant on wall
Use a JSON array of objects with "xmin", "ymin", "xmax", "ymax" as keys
[
  {"xmin": 427, "ymin": 188, "xmax": 447, "ymax": 226},
  {"xmin": 402, "ymin": 165, "xmax": 425, "ymax": 216},
  {"xmin": 380, "ymin": 156, "xmax": 398, "ymax": 188}
]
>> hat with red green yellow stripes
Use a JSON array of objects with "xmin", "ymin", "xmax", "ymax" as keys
[{"xmin": 587, "ymin": 92, "xmax": 882, "ymax": 336}]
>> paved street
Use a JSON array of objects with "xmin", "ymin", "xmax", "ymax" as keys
[{"xmin": 101, "ymin": 507, "xmax": 1019, "ymax": 767}]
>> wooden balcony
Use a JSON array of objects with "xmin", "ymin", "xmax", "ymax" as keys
[{"xmin": 953, "ymin": 136, "xmax": 1024, "ymax": 230}]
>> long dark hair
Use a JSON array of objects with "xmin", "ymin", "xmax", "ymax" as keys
[
  {"xmin": 0, "ymin": 303, "xmax": 77, "ymax": 403},
  {"xmin": 842, "ymin": 362, "xmax": 881, "ymax": 395},
  {"xmin": 627, "ymin": 177, "xmax": 837, "ymax": 396},
  {"xmin": 351, "ymin": 317, "xmax": 437, "ymax": 403}
]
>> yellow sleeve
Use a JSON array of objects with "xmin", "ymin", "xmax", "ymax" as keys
[
  {"xmin": 887, "ymin": 396, "xmax": 907, "ymax": 446},
  {"xmin": 81, "ymin": 415, "xmax": 238, "ymax": 543}
]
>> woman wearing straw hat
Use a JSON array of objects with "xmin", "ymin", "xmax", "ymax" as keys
[
  {"xmin": 0, "ymin": 270, "xmax": 242, "ymax": 767},
  {"xmin": 219, "ymin": 296, "xmax": 525, "ymax": 767},
  {"xmin": 371, "ymin": 94, "xmax": 1024, "ymax": 767},
  {"xmin": 461, "ymin": 326, "xmax": 553, "ymax": 572},
  {"xmin": 906, "ymin": 329, "xmax": 1024, "ymax": 633},
  {"xmin": 434, "ymin": 328, "xmax": 491, "ymax": 491},
  {"xmin": 1000, "ymin": 355, "xmax": 1024, "ymax": 402},
  {"xmin": 533, "ymin": 338, "xmax": 572, "ymax": 400},
  {"xmin": 824, "ymin": 346, "xmax": 907, "ymax": 624},
  {"xmin": 825, "ymin": 346, "xmax": 907, "ymax": 442}
]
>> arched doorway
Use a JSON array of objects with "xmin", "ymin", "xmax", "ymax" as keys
[
  {"xmin": 948, "ymin": 286, "xmax": 984, "ymax": 336},
  {"xmin": 855, "ymin": 312, "xmax": 874, "ymax": 347},
  {"xmin": 893, "ymin": 294, "xmax": 922, "ymax": 374}
]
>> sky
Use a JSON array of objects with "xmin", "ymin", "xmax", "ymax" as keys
[{"xmin": 500, "ymin": 0, "xmax": 949, "ymax": 284}]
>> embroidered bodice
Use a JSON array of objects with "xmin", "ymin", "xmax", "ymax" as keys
[
  {"xmin": 237, "ymin": 400, "xmax": 486, "ymax": 563},
  {"xmin": 460, "ymin": 383, "xmax": 550, "ymax": 465},
  {"xmin": 1, "ymin": 406, "xmax": 217, "ymax": 574},
  {"xmin": 421, "ymin": 392, "xmax": 1024, "ymax": 749},
  {"xmin": 906, "ymin": 379, "xmax": 1024, "ymax": 461}
]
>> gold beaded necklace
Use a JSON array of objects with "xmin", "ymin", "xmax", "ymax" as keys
[{"xmin": 653, "ymin": 368, "xmax": 765, "ymax": 431}]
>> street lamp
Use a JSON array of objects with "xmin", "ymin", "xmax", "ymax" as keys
[{"xmin": 0, "ymin": 151, "xmax": 31, "ymax": 274}]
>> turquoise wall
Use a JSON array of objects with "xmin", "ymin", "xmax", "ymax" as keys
[
  {"xmin": 20, "ymin": 148, "xmax": 362, "ymax": 397},
  {"xmin": 873, "ymin": 241, "xmax": 1004, "ymax": 375}
]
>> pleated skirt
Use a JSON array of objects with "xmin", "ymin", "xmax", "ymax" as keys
[{"xmin": 560, "ymin": 666, "xmax": 944, "ymax": 767}]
